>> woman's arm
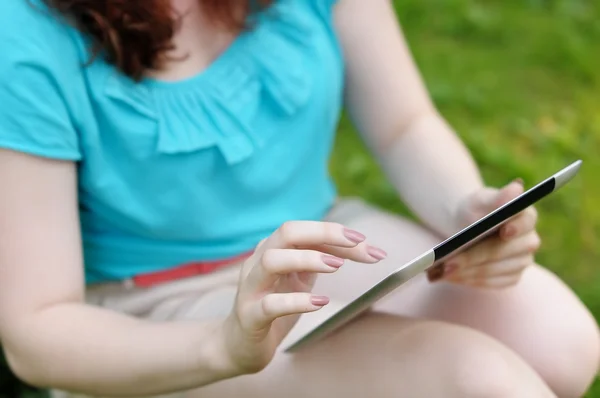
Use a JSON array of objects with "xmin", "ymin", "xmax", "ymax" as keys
[
  {"xmin": 0, "ymin": 149, "xmax": 238, "ymax": 396},
  {"xmin": 0, "ymin": 148, "xmax": 384, "ymax": 395},
  {"xmin": 334, "ymin": 0, "xmax": 485, "ymax": 237}
]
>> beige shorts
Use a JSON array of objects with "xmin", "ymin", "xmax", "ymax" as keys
[{"xmin": 51, "ymin": 198, "xmax": 375, "ymax": 398}]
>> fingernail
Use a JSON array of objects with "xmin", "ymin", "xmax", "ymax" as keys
[
  {"xmin": 427, "ymin": 264, "xmax": 445, "ymax": 282},
  {"xmin": 367, "ymin": 246, "xmax": 388, "ymax": 261},
  {"xmin": 502, "ymin": 226, "xmax": 516, "ymax": 239},
  {"xmin": 322, "ymin": 254, "xmax": 345, "ymax": 269},
  {"xmin": 311, "ymin": 296, "xmax": 330, "ymax": 306},
  {"xmin": 344, "ymin": 228, "xmax": 366, "ymax": 244},
  {"xmin": 513, "ymin": 178, "xmax": 524, "ymax": 187}
]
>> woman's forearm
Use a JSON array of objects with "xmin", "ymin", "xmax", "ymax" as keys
[
  {"xmin": 378, "ymin": 111, "xmax": 484, "ymax": 237},
  {"xmin": 333, "ymin": 0, "xmax": 485, "ymax": 237},
  {"xmin": 3, "ymin": 302, "xmax": 237, "ymax": 397}
]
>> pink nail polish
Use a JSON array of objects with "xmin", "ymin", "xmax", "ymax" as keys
[
  {"xmin": 367, "ymin": 246, "xmax": 387, "ymax": 261},
  {"xmin": 322, "ymin": 255, "xmax": 344, "ymax": 268},
  {"xmin": 344, "ymin": 228, "xmax": 366, "ymax": 244},
  {"xmin": 311, "ymin": 296, "xmax": 330, "ymax": 306}
]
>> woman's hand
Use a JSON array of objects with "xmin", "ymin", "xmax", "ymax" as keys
[
  {"xmin": 221, "ymin": 221, "xmax": 387, "ymax": 375},
  {"xmin": 428, "ymin": 179, "xmax": 540, "ymax": 288}
]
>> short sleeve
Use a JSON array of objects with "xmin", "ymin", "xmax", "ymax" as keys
[
  {"xmin": 304, "ymin": 0, "xmax": 339, "ymax": 22},
  {"xmin": 0, "ymin": 1, "xmax": 83, "ymax": 161}
]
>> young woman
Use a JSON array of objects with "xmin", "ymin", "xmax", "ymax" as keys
[{"xmin": 0, "ymin": 0, "xmax": 597, "ymax": 397}]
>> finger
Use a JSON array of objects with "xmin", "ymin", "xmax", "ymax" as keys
[
  {"xmin": 499, "ymin": 207, "xmax": 538, "ymax": 241},
  {"xmin": 471, "ymin": 180, "xmax": 524, "ymax": 215},
  {"xmin": 240, "ymin": 239, "xmax": 267, "ymax": 275},
  {"xmin": 459, "ymin": 187, "xmax": 498, "ymax": 226},
  {"xmin": 444, "ymin": 254, "xmax": 533, "ymax": 281},
  {"xmin": 260, "ymin": 221, "xmax": 367, "ymax": 253},
  {"xmin": 301, "ymin": 242, "xmax": 388, "ymax": 264},
  {"xmin": 249, "ymin": 292, "xmax": 329, "ymax": 330},
  {"xmin": 492, "ymin": 180, "xmax": 525, "ymax": 209},
  {"xmin": 247, "ymin": 249, "xmax": 344, "ymax": 291},
  {"xmin": 279, "ymin": 272, "xmax": 319, "ymax": 292},
  {"xmin": 447, "ymin": 273, "xmax": 523, "ymax": 289},
  {"xmin": 451, "ymin": 231, "xmax": 541, "ymax": 268}
]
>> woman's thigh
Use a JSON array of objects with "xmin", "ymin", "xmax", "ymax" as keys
[
  {"xmin": 314, "ymin": 198, "xmax": 599, "ymax": 397},
  {"xmin": 189, "ymin": 313, "xmax": 553, "ymax": 398}
]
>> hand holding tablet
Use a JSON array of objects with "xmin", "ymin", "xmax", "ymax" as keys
[
  {"xmin": 285, "ymin": 160, "xmax": 582, "ymax": 352},
  {"xmin": 425, "ymin": 177, "xmax": 540, "ymax": 287}
]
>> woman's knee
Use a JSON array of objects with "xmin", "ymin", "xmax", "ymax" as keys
[
  {"xmin": 513, "ymin": 266, "xmax": 600, "ymax": 397},
  {"xmin": 397, "ymin": 264, "xmax": 599, "ymax": 397},
  {"xmin": 538, "ymin": 296, "xmax": 600, "ymax": 398},
  {"xmin": 395, "ymin": 321, "xmax": 555, "ymax": 398}
]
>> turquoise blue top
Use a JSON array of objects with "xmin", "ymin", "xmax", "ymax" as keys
[{"xmin": 0, "ymin": 0, "xmax": 344, "ymax": 283}]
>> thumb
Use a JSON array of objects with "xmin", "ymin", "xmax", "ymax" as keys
[
  {"xmin": 457, "ymin": 179, "xmax": 525, "ymax": 227},
  {"xmin": 473, "ymin": 179, "xmax": 525, "ymax": 213}
]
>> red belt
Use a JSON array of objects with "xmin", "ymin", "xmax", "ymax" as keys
[{"xmin": 132, "ymin": 251, "xmax": 253, "ymax": 288}]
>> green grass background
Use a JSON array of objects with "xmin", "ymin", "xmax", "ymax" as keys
[{"xmin": 2, "ymin": 0, "xmax": 599, "ymax": 396}]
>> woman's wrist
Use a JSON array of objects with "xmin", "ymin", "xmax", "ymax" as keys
[
  {"xmin": 192, "ymin": 317, "xmax": 245, "ymax": 382},
  {"xmin": 379, "ymin": 115, "xmax": 485, "ymax": 237}
]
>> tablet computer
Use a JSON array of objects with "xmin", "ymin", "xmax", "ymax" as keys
[{"xmin": 285, "ymin": 159, "xmax": 582, "ymax": 352}]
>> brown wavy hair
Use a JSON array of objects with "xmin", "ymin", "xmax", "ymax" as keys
[{"xmin": 42, "ymin": 0, "xmax": 272, "ymax": 81}]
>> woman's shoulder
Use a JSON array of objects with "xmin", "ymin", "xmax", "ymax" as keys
[
  {"xmin": 0, "ymin": 0, "xmax": 84, "ymax": 67},
  {"xmin": 0, "ymin": 1, "xmax": 87, "ymax": 162}
]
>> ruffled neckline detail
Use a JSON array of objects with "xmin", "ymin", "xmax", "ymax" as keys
[{"xmin": 103, "ymin": 0, "xmax": 317, "ymax": 165}]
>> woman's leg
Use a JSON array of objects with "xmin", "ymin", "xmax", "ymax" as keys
[
  {"xmin": 55, "ymin": 280, "xmax": 557, "ymax": 398},
  {"xmin": 190, "ymin": 313, "xmax": 555, "ymax": 398},
  {"xmin": 313, "ymin": 198, "xmax": 600, "ymax": 398}
]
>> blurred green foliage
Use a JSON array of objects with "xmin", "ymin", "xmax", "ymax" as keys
[
  {"xmin": 2, "ymin": 0, "xmax": 599, "ymax": 396},
  {"xmin": 332, "ymin": 0, "xmax": 599, "ymax": 395}
]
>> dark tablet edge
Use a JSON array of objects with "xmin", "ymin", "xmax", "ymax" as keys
[
  {"xmin": 433, "ymin": 159, "xmax": 581, "ymax": 262},
  {"xmin": 433, "ymin": 178, "xmax": 554, "ymax": 260}
]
